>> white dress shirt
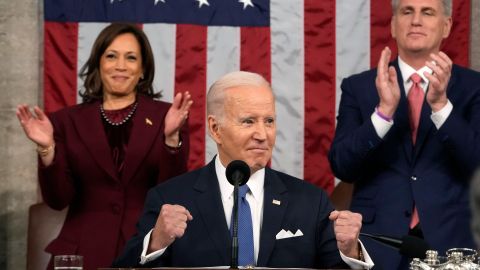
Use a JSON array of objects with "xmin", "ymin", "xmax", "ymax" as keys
[
  {"xmin": 371, "ymin": 56, "xmax": 453, "ymax": 138},
  {"xmin": 140, "ymin": 155, "xmax": 374, "ymax": 269},
  {"xmin": 215, "ymin": 156, "xmax": 265, "ymax": 264}
]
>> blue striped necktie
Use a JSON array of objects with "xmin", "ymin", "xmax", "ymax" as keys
[{"xmin": 232, "ymin": 185, "xmax": 255, "ymax": 266}]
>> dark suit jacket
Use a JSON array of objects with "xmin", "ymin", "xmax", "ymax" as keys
[
  {"xmin": 39, "ymin": 95, "xmax": 189, "ymax": 270},
  {"xmin": 328, "ymin": 60, "xmax": 480, "ymax": 269},
  {"xmin": 113, "ymin": 159, "xmax": 350, "ymax": 269}
]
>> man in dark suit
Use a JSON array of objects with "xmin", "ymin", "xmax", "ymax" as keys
[
  {"xmin": 329, "ymin": 0, "xmax": 480, "ymax": 269},
  {"xmin": 114, "ymin": 71, "xmax": 374, "ymax": 269},
  {"xmin": 471, "ymin": 169, "xmax": 480, "ymax": 248}
]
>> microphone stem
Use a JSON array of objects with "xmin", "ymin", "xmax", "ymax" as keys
[{"xmin": 231, "ymin": 183, "xmax": 239, "ymax": 269}]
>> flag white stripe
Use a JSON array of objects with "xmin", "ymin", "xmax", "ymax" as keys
[
  {"xmin": 336, "ymin": 0, "xmax": 371, "ymax": 110},
  {"xmin": 335, "ymin": 0, "xmax": 370, "ymax": 185},
  {"xmin": 205, "ymin": 26, "xmax": 241, "ymax": 163},
  {"xmin": 77, "ymin": 23, "xmax": 109, "ymax": 103},
  {"xmin": 270, "ymin": 0, "xmax": 305, "ymax": 179},
  {"xmin": 144, "ymin": 24, "xmax": 177, "ymax": 103}
]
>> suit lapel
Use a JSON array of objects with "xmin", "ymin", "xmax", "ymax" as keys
[
  {"xmin": 121, "ymin": 95, "xmax": 165, "ymax": 184},
  {"xmin": 257, "ymin": 168, "xmax": 288, "ymax": 266},
  {"xmin": 194, "ymin": 160, "xmax": 232, "ymax": 265},
  {"xmin": 70, "ymin": 101, "xmax": 118, "ymax": 181},
  {"xmin": 412, "ymin": 100, "xmax": 433, "ymax": 160},
  {"xmin": 392, "ymin": 61, "xmax": 415, "ymax": 163}
]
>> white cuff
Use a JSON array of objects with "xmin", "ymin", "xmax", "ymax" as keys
[
  {"xmin": 140, "ymin": 229, "xmax": 168, "ymax": 265},
  {"xmin": 430, "ymin": 100, "xmax": 453, "ymax": 129},
  {"xmin": 371, "ymin": 111, "xmax": 393, "ymax": 138},
  {"xmin": 339, "ymin": 240, "xmax": 375, "ymax": 269}
]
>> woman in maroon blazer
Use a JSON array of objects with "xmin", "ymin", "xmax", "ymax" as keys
[{"xmin": 16, "ymin": 23, "xmax": 191, "ymax": 270}]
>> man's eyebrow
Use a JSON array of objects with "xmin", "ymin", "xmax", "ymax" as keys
[
  {"xmin": 421, "ymin": 7, "xmax": 436, "ymax": 13},
  {"xmin": 399, "ymin": 6, "xmax": 414, "ymax": 12}
]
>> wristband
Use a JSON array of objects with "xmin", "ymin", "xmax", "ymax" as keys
[{"xmin": 375, "ymin": 106, "xmax": 393, "ymax": 122}]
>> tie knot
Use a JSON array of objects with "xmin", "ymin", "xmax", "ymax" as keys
[
  {"xmin": 238, "ymin": 185, "xmax": 250, "ymax": 198},
  {"xmin": 410, "ymin": 73, "xmax": 422, "ymax": 84}
]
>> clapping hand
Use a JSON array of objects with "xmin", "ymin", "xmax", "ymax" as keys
[
  {"xmin": 16, "ymin": 104, "xmax": 54, "ymax": 148},
  {"xmin": 164, "ymin": 91, "xmax": 193, "ymax": 148},
  {"xmin": 424, "ymin": 52, "xmax": 452, "ymax": 112},
  {"xmin": 375, "ymin": 47, "xmax": 401, "ymax": 118}
]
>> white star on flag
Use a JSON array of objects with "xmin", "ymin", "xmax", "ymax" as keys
[
  {"xmin": 196, "ymin": 0, "xmax": 210, "ymax": 8},
  {"xmin": 154, "ymin": 0, "xmax": 165, "ymax": 5},
  {"xmin": 110, "ymin": 0, "xmax": 124, "ymax": 3},
  {"xmin": 238, "ymin": 0, "xmax": 254, "ymax": 9}
]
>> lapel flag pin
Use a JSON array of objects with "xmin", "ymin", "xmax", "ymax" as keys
[
  {"xmin": 145, "ymin": 118, "xmax": 153, "ymax": 126},
  {"xmin": 272, "ymin": 199, "xmax": 281, "ymax": 205}
]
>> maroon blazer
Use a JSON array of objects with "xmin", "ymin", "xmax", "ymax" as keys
[{"xmin": 39, "ymin": 95, "xmax": 189, "ymax": 270}]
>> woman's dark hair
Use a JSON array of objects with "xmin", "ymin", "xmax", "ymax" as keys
[{"xmin": 79, "ymin": 23, "xmax": 160, "ymax": 103}]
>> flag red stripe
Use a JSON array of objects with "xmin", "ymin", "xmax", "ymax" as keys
[
  {"xmin": 240, "ymin": 27, "xmax": 271, "ymax": 82},
  {"xmin": 304, "ymin": 0, "xmax": 336, "ymax": 193},
  {"xmin": 370, "ymin": 2, "xmax": 396, "ymax": 67},
  {"xmin": 442, "ymin": 1, "xmax": 470, "ymax": 67},
  {"xmin": 44, "ymin": 22, "xmax": 78, "ymax": 113},
  {"xmin": 175, "ymin": 24, "xmax": 207, "ymax": 170}
]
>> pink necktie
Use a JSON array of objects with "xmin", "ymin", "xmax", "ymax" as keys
[
  {"xmin": 408, "ymin": 73, "xmax": 424, "ymax": 229},
  {"xmin": 407, "ymin": 73, "xmax": 424, "ymax": 145}
]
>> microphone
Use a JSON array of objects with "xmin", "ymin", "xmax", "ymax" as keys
[
  {"xmin": 226, "ymin": 160, "xmax": 250, "ymax": 186},
  {"xmin": 360, "ymin": 232, "xmax": 430, "ymax": 259},
  {"xmin": 225, "ymin": 160, "xmax": 251, "ymax": 269}
]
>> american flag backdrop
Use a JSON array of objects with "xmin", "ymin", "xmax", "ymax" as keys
[{"xmin": 43, "ymin": 0, "xmax": 473, "ymax": 193}]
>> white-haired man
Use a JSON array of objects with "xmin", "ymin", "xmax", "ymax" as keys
[
  {"xmin": 114, "ymin": 71, "xmax": 374, "ymax": 269},
  {"xmin": 329, "ymin": 0, "xmax": 480, "ymax": 269}
]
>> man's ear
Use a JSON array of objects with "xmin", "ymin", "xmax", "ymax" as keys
[
  {"xmin": 207, "ymin": 115, "xmax": 222, "ymax": 145},
  {"xmin": 391, "ymin": 16, "xmax": 396, "ymax": 40},
  {"xmin": 442, "ymin": 16, "xmax": 453, "ymax": 39}
]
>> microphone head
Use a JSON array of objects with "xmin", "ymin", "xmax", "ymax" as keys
[
  {"xmin": 359, "ymin": 233, "xmax": 402, "ymax": 249},
  {"xmin": 399, "ymin": 235, "xmax": 430, "ymax": 259},
  {"xmin": 225, "ymin": 160, "xmax": 251, "ymax": 186},
  {"xmin": 360, "ymin": 232, "xmax": 430, "ymax": 259}
]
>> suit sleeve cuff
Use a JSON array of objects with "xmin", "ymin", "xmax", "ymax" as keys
[
  {"xmin": 430, "ymin": 100, "xmax": 453, "ymax": 129},
  {"xmin": 371, "ymin": 111, "xmax": 393, "ymax": 139},
  {"xmin": 339, "ymin": 240, "xmax": 374, "ymax": 269},
  {"xmin": 140, "ymin": 229, "xmax": 168, "ymax": 265}
]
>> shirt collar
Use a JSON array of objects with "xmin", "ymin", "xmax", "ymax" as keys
[
  {"xmin": 215, "ymin": 155, "xmax": 265, "ymax": 202},
  {"xmin": 398, "ymin": 56, "xmax": 433, "ymax": 84}
]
